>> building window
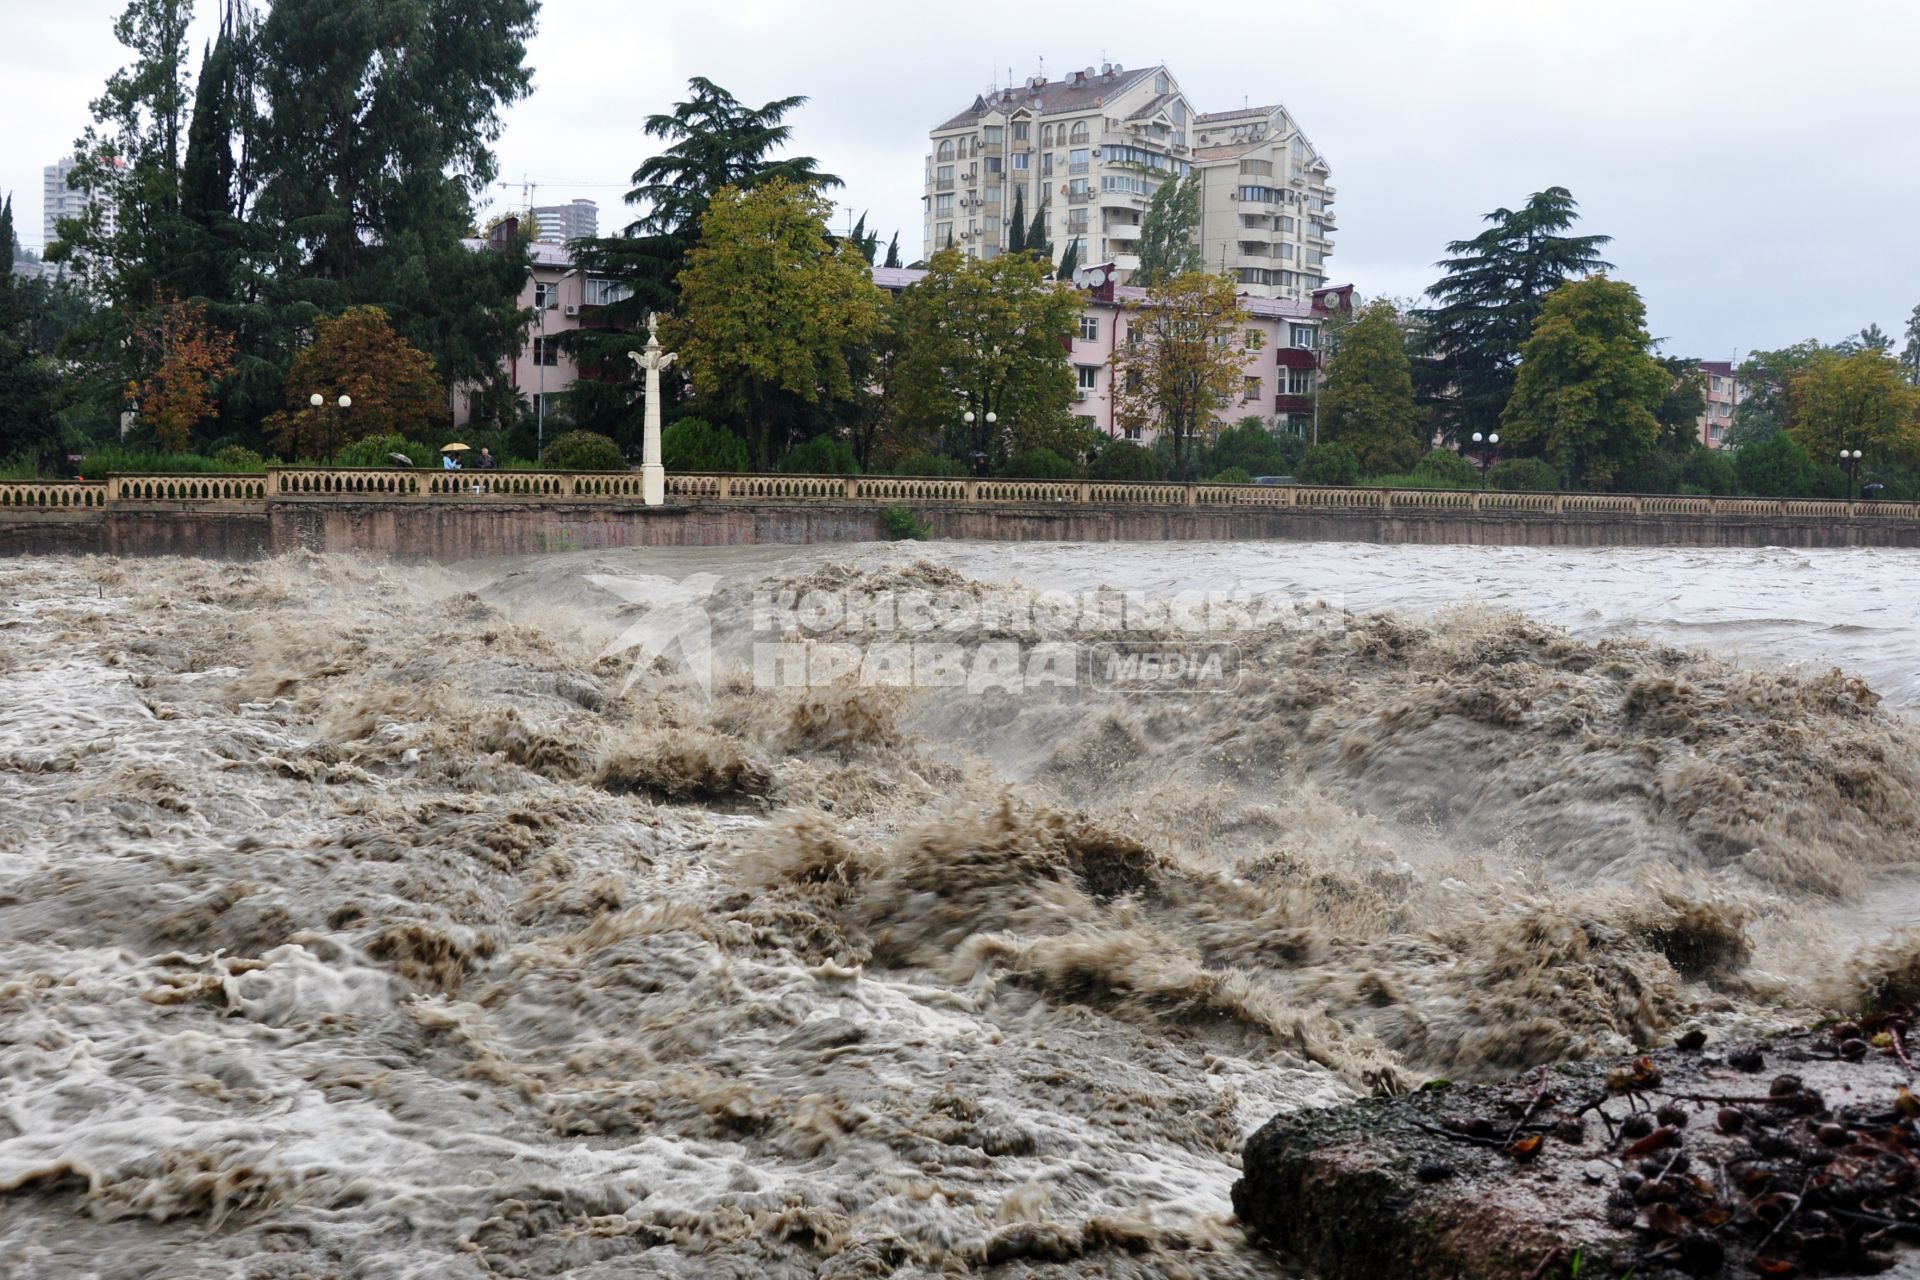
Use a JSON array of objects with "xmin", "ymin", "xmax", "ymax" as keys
[
  {"xmin": 984, "ymin": 125, "xmax": 1004, "ymax": 144},
  {"xmin": 1281, "ymin": 215, "xmax": 1295, "ymax": 232},
  {"xmin": 985, "ymin": 185, "xmax": 1001, "ymax": 203},
  {"xmin": 1280, "ymin": 243, "xmax": 1295, "ymax": 260},
  {"xmin": 1154, "ymin": 72, "xmax": 1169, "ymax": 94},
  {"xmin": 1070, "ymin": 121, "xmax": 1090, "ymax": 144},
  {"xmin": 1124, "ymin": 424, "xmax": 1143, "ymax": 441},
  {"xmin": 938, "ymin": 139, "xmax": 955, "ymax": 160},
  {"xmin": 1079, "ymin": 316, "xmax": 1099, "ymax": 341},
  {"xmin": 582, "ymin": 278, "xmax": 631, "ymax": 306},
  {"xmin": 1067, "ymin": 210, "xmax": 1088, "ymax": 234},
  {"xmin": 937, "ymin": 164, "xmax": 954, "ymax": 183},
  {"xmin": 1290, "ymin": 324, "xmax": 1317, "ymax": 350},
  {"xmin": 534, "ymin": 281, "xmax": 557, "ymax": 310},
  {"xmin": 1244, "ymin": 377, "xmax": 1262, "ymax": 402},
  {"xmin": 1013, "ymin": 122, "xmax": 1030, "ymax": 141},
  {"xmin": 1040, "ymin": 153, "xmax": 1054, "ymax": 176},
  {"xmin": 936, "ymin": 222, "xmax": 953, "ymax": 245},
  {"xmin": 1245, "ymin": 328, "xmax": 1265, "ymax": 350},
  {"xmin": 1077, "ymin": 365, "xmax": 1099, "ymax": 391},
  {"xmin": 1041, "ymin": 124, "xmax": 1053, "ymax": 146},
  {"xmin": 1012, "ymin": 152, "xmax": 1029, "ymax": 170},
  {"xmin": 1126, "ymin": 369, "xmax": 1144, "ymax": 392},
  {"xmin": 936, "ymin": 194, "xmax": 954, "ymax": 215},
  {"xmin": 1288, "ymin": 369, "xmax": 1312, "ymax": 395},
  {"xmin": 533, "ymin": 337, "xmax": 559, "ymax": 366},
  {"xmin": 985, "ymin": 156, "xmax": 1002, "ymax": 174},
  {"xmin": 1069, "ymin": 148, "xmax": 1090, "ymax": 174}
]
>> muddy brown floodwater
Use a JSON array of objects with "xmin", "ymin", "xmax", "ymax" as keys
[{"xmin": 2, "ymin": 542, "xmax": 1916, "ymax": 1278}]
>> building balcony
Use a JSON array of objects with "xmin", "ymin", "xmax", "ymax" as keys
[
  {"xmin": 935, "ymin": 178, "xmax": 954, "ymax": 191},
  {"xmin": 1069, "ymin": 161, "xmax": 1090, "ymax": 175},
  {"xmin": 1275, "ymin": 348, "xmax": 1319, "ymax": 370},
  {"xmin": 1068, "ymin": 189, "xmax": 1094, "ymax": 204},
  {"xmin": 1275, "ymin": 394, "xmax": 1314, "ymax": 415},
  {"xmin": 1237, "ymin": 242, "xmax": 1272, "ymax": 257}
]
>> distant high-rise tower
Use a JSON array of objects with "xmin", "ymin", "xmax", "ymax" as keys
[
  {"xmin": 529, "ymin": 198, "xmax": 598, "ymax": 245},
  {"xmin": 43, "ymin": 155, "xmax": 117, "ymax": 248}
]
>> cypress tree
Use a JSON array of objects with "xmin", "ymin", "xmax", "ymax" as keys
[{"xmin": 1008, "ymin": 188, "xmax": 1027, "ymax": 255}]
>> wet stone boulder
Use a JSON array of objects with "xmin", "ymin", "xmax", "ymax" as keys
[{"xmin": 1233, "ymin": 1020, "xmax": 1920, "ymax": 1280}]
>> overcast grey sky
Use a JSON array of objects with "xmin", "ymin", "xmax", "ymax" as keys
[{"xmin": 11, "ymin": 0, "xmax": 1919, "ymax": 358}]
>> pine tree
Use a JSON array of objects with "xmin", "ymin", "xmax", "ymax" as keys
[
  {"xmin": 1416, "ymin": 187, "xmax": 1612, "ymax": 444},
  {"xmin": 882, "ymin": 233, "xmax": 902, "ymax": 270},
  {"xmin": 1027, "ymin": 209, "xmax": 1048, "ymax": 261},
  {"xmin": 1057, "ymin": 237, "xmax": 1080, "ymax": 281},
  {"xmin": 1008, "ymin": 188, "xmax": 1028, "ymax": 256}
]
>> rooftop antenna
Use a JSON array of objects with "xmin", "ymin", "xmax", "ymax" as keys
[{"xmin": 1038, "ymin": 55, "xmax": 1045, "ymax": 79}]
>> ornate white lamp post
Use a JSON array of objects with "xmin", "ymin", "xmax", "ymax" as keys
[{"xmin": 627, "ymin": 314, "xmax": 676, "ymax": 506}]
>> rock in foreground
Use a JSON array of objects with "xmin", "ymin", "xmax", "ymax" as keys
[{"xmin": 1233, "ymin": 1021, "xmax": 1919, "ymax": 1280}]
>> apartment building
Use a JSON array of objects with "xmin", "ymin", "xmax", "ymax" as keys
[
  {"xmin": 452, "ymin": 219, "xmax": 633, "ymax": 428},
  {"xmin": 875, "ymin": 261, "xmax": 1353, "ymax": 443},
  {"xmin": 43, "ymin": 155, "xmax": 118, "ymax": 249},
  {"xmin": 1697, "ymin": 359, "xmax": 1741, "ymax": 449},
  {"xmin": 530, "ymin": 199, "xmax": 598, "ymax": 245},
  {"xmin": 922, "ymin": 62, "xmax": 1335, "ymax": 301}
]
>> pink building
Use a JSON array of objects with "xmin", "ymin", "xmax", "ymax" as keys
[
  {"xmin": 1697, "ymin": 359, "xmax": 1742, "ymax": 449},
  {"xmin": 453, "ymin": 220, "xmax": 632, "ymax": 429},
  {"xmin": 873, "ymin": 262, "xmax": 1353, "ymax": 445}
]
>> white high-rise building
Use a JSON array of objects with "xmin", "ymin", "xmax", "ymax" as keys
[
  {"xmin": 922, "ymin": 62, "xmax": 1335, "ymax": 301},
  {"xmin": 529, "ymin": 199, "xmax": 598, "ymax": 245},
  {"xmin": 43, "ymin": 155, "xmax": 117, "ymax": 249}
]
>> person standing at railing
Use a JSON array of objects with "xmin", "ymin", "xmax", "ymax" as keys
[{"xmin": 442, "ymin": 451, "xmax": 461, "ymax": 470}]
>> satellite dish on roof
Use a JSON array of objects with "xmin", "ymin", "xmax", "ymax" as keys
[{"xmin": 1084, "ymin": 66, "xmax": 1096, "ymax": 77}]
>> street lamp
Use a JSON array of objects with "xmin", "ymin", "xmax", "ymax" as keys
[
  {"xmin": 1470, "ymin": 430, "xmax": 1500, "ymax": 483},
  {"xmin": 310, "ymin": 393, "xmax": 351, "ymax": 464},
  {"xmin": 962, "ymin": 409, "xmax": 996, "ymax": 475},
  {"xmin": 536, "ymin": 267, "xmax": 579, "ymax": 462},
  {"xmin": 1841, "ymin": 447, "xmax": 1863, "ymax": 494}
]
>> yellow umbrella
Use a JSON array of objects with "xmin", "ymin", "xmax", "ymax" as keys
[{"xmin": 440, "ymin": 443, "xmax": 471, "ymax": 452}]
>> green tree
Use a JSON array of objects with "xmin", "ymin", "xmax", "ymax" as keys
[
  {"xmin": 661, "ymin": 416, "xmax": 748, "ymax": 472},
  {"xmin": 1415, "ymin": 187, "xmax": 1613, "ymax": 443},
  {"xmin": 1318, "ymin": 299, "xmax": 1425, "ymax": 475},
  {"xmin": 1008, "ymin": 188, "xmax": 1028, "ymax": 256},
  {"xmin": 1110, "ymin": 272, "xmax": 1251, "ymax": 474},
  {"xmin": 0, "ymin": 196, "xmax": 61, "ymax": 463},
  {"xmin": 1133, "ymin": 175, "xmax": 1202, "ymax": 287},
  {"xmin": 1026, "ymin": 208, "xmax": 1049, "ymax": 262},
  {"xmin": 1298, "ymin": 441, "xmax": 1360, "ymax": 485},
  {"xmin": 1784, "ymin": 349, "xmax": 1920, "ymax": 469},
  {"xmin": 998, "ymin": 447, "xmax": 1077, "ymax": 479},
  {"xmin": 1733, "ymin": 430, "xmax": 1818, "ymax": 497},
  {"xmin": 882, "ymin": 233, "xmax": 902, "ymax": 270},
  {"xmin": 1901, "ymin": 304, "xmax": 1920, "ymax": 386},
  {"xmin": 1500, "ymin": 277, "xmax": 1667, "ymax": 489},
  {"xmin": 1057, "ymin": 237, "xmax": 1080, "ymax": 281},
  {"xmin": 1411, "ymin": 448, "xmax": 1478, "ymax": 488},
  {"xmin": 893, "ymin": 246, "xmax": 1079, "ymax": 463},
  {"xmin": 1727, "ymin": 341, "xmax": 1829, "ymax": 447},
  {"xmin": 674, "ymin": 179, "xmax": 888, "ymax": 468}
]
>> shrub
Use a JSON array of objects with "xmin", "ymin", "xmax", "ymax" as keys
[
  {"xmin": 1487, "ymin": 457, "xmax": 1561, "ymax": 491},
  {"xmin": 1205, "ymin": 416, "xmax": 1304, "ymax": 478},
  {"xmin": 882, "ymin": 506, "xmax": 931, "ymax": 541},
  {"xmin": 336, "ymin": 433, "xmax": 435, "ymax": 468},
  {"xmin": 1298, "ymin": 442, "xmax": 1361, "ymax": 486},
  {"xmin": 79, "ymin": 447, "xmax": 227, "ymax": 476},
  {"xmin": 661, "ymin": 417, "xmax": 748, "ymax": 472},
  {"xmin": 1410, "ymin": 448, "xmax": 1478, "ymax": 488},
  {"xmin": 210, "ymin": 445, "xmax": 267, "ymax": 472},
  {"xmin": 889, "ymin": 454, "xmax": 969, "ymax": 477},
  {"xmin": 777, "ymin": 436, "xmax": 861, "ymax": 475},
  {"xmin": 999, "ymin": 447, "xmax": 1078, "ymax": 479},
  {"xmin": 1209, "ymin": 466, "xmax": 1253, "ymax": 484},
  {"xmin": 542, "ymin": 430, "xmax": 628, "ymax": 472},
  {"xmin": 1087, "ymin": 441, "xmax": 1167, "ymax": 482}
]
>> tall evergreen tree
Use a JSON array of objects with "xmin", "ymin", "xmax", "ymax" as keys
[
  {"xmin": 882, "ymin": 233, "xmax": 902, "ymax": 270},
  {"xmin": 562, "ymin": 78, "xmax": 838, "ymax": 438},
  {"xmin": 0, "ymin": 196, "xmax": 61, "ymax": 461},
  {"xmin": 1027, "ymin": 208, "xmax": 1049, "ymax": 261},
  {"xmin": 1134, "ymin": 175, "xmax": 1202, "ymax": 286},
  {"xmin": 1416, "ymin": 187, "xmax": 1613, "ymax": 444},
  {"xmin": 1007, "ymin": 188, "xmax": 1028, "ymax": 256},
  {"xmin": 1057, "ymin": 237, "xmax": 1081, "ymax": 281}
]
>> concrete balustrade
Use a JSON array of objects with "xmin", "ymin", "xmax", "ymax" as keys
[
  {"xmin": 4, "ymin": 468, "xmax": 1917, "ymax": 533},
  {"xmin": 0, "ymin": 480, "xmax": 108, "ymax": 509}
]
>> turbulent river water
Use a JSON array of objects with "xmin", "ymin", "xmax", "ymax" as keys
[{"xmin": 2, "ymin": 542, "xmax": 1917, "ymax": 1278}]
